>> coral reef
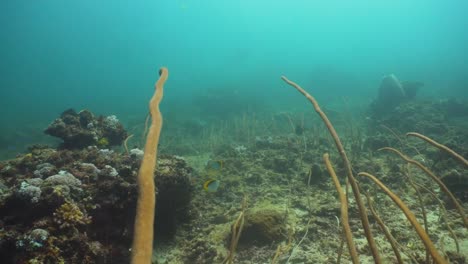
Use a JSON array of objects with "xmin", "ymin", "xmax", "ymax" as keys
[
  {"xmin": 1, "ymin": 91, "xmax": 467, "ymax": 263},
  {"xmin": 44, "ymin": 109, "xmax": 128, "ymax": 149},
  {"xmin": 0, "ymin": 111, "xmax": 193, "ymax": 263}
]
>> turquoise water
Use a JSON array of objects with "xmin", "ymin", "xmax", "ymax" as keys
[{"xmin": 1, "ymin": 0, "xmax": 467, "ymax": 157}]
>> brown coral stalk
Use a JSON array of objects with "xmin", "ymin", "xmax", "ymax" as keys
[
  {"xmin": 124, "ymin": 134, "xmax": 134, "ymax": 155},
  {"xmin": 380, "ymin": 147, "xmax": 467, "ymax": 228},
  {"xmin": 406, "ymin": 132, "xmax": 468, "ymax": 168},
  {"xmin": 363, "ymin": 192, "xmax": 403, "ymax": 264},
  {"xmin": 414, "ymin": 182, "xmax": 460, "ymax": 253},
  {"xmin": 141, "ymin": 113, "xmax": 150, "ymax": 148},
  {"xmin": 405, "ymin": 166, "xmax": 430, "ymax": 264},
  {"xmin": 323, "ymin": 153, "xmax": 359, "ymax": 264},
  {"xmin": 358, "ymin": 172, "xmax": 448, "ymax": 264},
  {"xmin": 223, "ymin": 197, "xmax": 247, "ymax": 264},
  {"xmin": 131, "ymin": 67, "xmax": 169, "ymax": 264},
  {"xmin": 281, "ymin": 76, "xmax": 381, "ymax": 263}
]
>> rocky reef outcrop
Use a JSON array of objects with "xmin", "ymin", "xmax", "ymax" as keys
[
  {"xmin": 370, "ymin": 74, "xmax": 424, "ymax": 116},
  {"xmin": 44, "ymin": 109, "xmax": 128, "ymax": 149},
  {"xmin": 0, "ymin": 111, "xmax": 194, "ymax": 264}
]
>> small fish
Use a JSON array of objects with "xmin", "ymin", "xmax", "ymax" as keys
[
  {"xmin": 23, "ymin": 153, "xmax": 33, "ymax": 159},
  {"xmin": 203, "ymin": 179, "xmax": 220, "ymax": 192},
  {"xmin": 205, "ymin": 160, "xmax": 224, "ymax": 176}
]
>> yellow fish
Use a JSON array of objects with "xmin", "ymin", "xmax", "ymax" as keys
[{"xmin": 203, "ymin": 179, "xmax": 220, "ymax": 192}]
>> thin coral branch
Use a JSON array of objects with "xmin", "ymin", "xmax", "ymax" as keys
[
  {"xmin": 363, "ymin": 192, "xmax": 403, "ymax": 264},
  {"xmin": 281, "ymin": 76, "xmax": 381, "ymax": 263},
  {"xmin": 124, "ymin": 134, "xmax": 134, "ymax": 155},
  {"xmin": 380, "ymin": 147, "xmax": 467, "ymax": 228},
  {"xmin": 406, "ymin": 132, "xmax": 468, "ymax": 168},
  {"xmin": 323, "ymin": 153, "xmax": 359, "ymax": 264},
  {"xmin": 223, "ymin": 196, "xmax": 247, "ymax": 264},
  {"xmin": 405, "ymin": 164, "xmax": 430, "ymax": 263},
  {"xmin": 414, "ymin": 182, "xmax": 460, "ymax": 253},
  {"xmin": 358, "ymin": 172, "xmax": 448, "ymax": 264}
]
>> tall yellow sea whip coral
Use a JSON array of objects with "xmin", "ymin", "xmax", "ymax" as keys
[{"xmin": 131, "ymin": 67, "xmax": 169, "ymax": 264}]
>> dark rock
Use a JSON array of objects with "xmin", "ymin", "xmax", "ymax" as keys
[
  {"xmin": 401, "ymin": 81, "xmax": 424, "ymax": 99},
  {"xmin": 44, "ymin": 109, "xmax": 128, "ymax": 149},
  {"xmin": 443, "ymin": 98, "xmax": 468, "ymax": 117},
  {"xmin": 238, "ymin": 208, "xmax": 286, "ymax": 246},
  {"xmin": 307, "ymin": 163, "xmax": 325, "ymax": 185},
  {"xmin": 441, "ymin": 169, "xmax": 468, "ymax": 202},
  {"xmin": 155, "ymin": 156, "xmax": 194, "ymax": 238},
  {"xmin": 377, "ymin": 74, "xmax": 406, "ymax": 110},
  {"xmin": 78, "ymin": 109, "xmax": 95, "ymax": 127},
  {"xmin": 370, "ymin": 74, "xmax": 423, "ymax": 116}
]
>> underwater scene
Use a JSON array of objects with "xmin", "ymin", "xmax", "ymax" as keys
[{"xmin": 1, "ymin": 1, "xmax": 467, "ymax": 263}]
